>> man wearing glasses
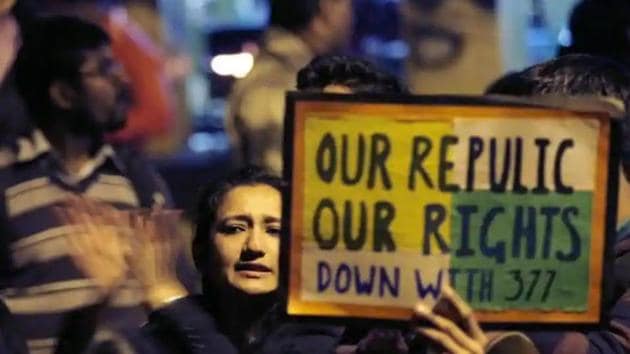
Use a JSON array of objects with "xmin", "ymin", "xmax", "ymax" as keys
[{"xmin": 0, "ymin": 16, "xmax": 172, "ymax": 354}]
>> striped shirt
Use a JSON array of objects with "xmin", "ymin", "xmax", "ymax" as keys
[{"xmin": 0, "ymin": 131, "xmax": 170, "ymax": 354}]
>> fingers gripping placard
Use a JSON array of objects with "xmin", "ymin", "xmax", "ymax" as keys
[{"xmin": 283, "ymin": 95, "xmax": 617, "ymax": 325}]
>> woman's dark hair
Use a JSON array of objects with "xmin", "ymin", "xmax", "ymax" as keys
[
  {"xmin": 192, "ymin": 166, "xmax": 286, "ymax": 285},
  {"xmin": 297, "ymin": 55, "xmax": 408, "ymax": 94}
]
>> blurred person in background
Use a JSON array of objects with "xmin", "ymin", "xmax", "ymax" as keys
[
  {"xmin": 486, "ymin": 54, "xmax": 630, "ymax": 354},
  {"xmin": 0, "ymin": 0, "xmax": 32, "ymax": 145},
  {"xmin": 2, "ymin": 15, "xmax": 174, "ymax": 354},
  {"xmin": 0, "ymin": 0, "xmax": 18, "ymax": 84},
  {"xmin": 225, "ymin": 0, "xmax": 354, "ymax": 175},
  {"xmin": 559, "ymin": 0, "xmax": 630, "ymax": 67},
  {"xmin": 38, "ymin": 0, "xmax": 178, "ymax": 150}
]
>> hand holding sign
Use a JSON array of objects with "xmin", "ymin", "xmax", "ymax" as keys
[{"xmin": 412, "ymin": 286, "xmax": 487, "ymax": 354}]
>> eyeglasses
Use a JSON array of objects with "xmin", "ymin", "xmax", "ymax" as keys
[{"xmin": 78, "ymin": 58, "xmax": 125, "ymax": 79}]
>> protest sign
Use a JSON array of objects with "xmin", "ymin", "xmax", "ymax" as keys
[{"xmin": 282, "ymin": 94, "xmax": 619, "ymax": 325}]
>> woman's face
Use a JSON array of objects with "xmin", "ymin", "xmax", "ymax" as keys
[{"xmin": 211, "ymin": 184, "xmax": 281, "ymax": 295}]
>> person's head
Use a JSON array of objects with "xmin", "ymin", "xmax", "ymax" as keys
[
  {"xmin": 193, "ymin": 166, "xmax": 286, "ymax": 296},
  {"xmin": 270, "ymin": 0, "xmax": 353, "ymax": 54},
  {"xmin": 559, "ymin": 0, "xmax": 630, "ymax": 65},
  {"xmin": 14, "ymin": 15, "xmax": 131, "ymax": 136},
  {"xmin": 297, "ymin": 55, "xmax": 408, "ymax": 94}
]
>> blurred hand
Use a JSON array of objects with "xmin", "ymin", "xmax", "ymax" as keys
[
  {"xmin": 58, "ymin": 197, "xmax": 130, "ymax": 297},
  {"xmin": 126, "ymin": 208, "xmax": 187, "ymax": 309},
  {"xmin": 412, "ymin": 286, "xmax": 488, "ymax": 354},
  {"xmin": 59, "ymin": 198, "xmax": 187, "ymax": 308}
]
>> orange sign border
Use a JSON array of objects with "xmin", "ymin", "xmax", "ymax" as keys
[{"xmin": 284, "ymin": 95, "xmax": 616, "ymax": 325}]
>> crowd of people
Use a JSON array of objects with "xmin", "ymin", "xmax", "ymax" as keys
[{"xmin": 1, "ymin": 0, "xmax": 630, "ymax": 353}]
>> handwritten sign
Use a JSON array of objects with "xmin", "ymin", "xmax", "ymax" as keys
[{"xmin": 283, "ymin": 94, "xmax": 618, "ymax": 325}]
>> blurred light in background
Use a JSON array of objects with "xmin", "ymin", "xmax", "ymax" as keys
[
  {"xmin": 498, "ymin": 0, "xmax": 578, "ymax": 71},
  {"xmin": 187, "ymin": 0, "xmax": 206, "ymax": 12},
  {"xmin": 210, "ymin": 52, "xmax": 255, "ymax": 78},
  {"xmin": 557, "ymin": 27, "xmax": 572, "ymax": 47},
  {"xmin": 187, "ymin": 131, "xmax": 230, "ymax": 153},
  {"xmin": 362, "ymin": 38, "xmax": 409, "ymax": 60}
]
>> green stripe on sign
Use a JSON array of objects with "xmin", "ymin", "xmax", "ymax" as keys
[{"xmin": 449, "ymin": 191, "xmax": 592, "ymax": 311}]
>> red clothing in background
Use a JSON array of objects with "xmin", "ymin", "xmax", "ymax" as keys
[{"xmin": 103, "ymin": 9, "xmax": 174, "ymax": 143}]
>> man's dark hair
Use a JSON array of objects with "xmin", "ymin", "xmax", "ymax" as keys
[
  {"xmin": 14, "ymin": 15, "xmax": 110, "ymax": 122},
  {"xmin": 269, "ymin": 0, "xmax": 321, "ymax": 32},
  {"xmin": 486, "ymin": 54, "xmax": 630, "ymax": 112},
  {"xmin": 484, "ymin": 71, "xmax": 535, "ymax": 96},
  {"xmin": 519, "ymin": 54, "xmax": 630, "ymax": 110},
  {"xmin": 559, "ymin": 0, "xmax": 630, "ymax": 65},
  {"xmin": 297, "ymin": 55, "xmax": 408, "ymax": 94},
  {"xmin": 192, "ymin": 166, "xmax": 286, "ymax": 291}
]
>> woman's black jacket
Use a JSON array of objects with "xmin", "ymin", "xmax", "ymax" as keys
[{"xmin": 144, "ymin": 295, "xmax": 344, "ymax": 354}]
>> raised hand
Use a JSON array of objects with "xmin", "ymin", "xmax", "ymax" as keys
[
  {"xmin": 57, "ymin": 197, "xmax": 130, "ymax": 297},
  {"xmin": 126, "ymin": 208, "xmax": 188, "ymax": 309}
]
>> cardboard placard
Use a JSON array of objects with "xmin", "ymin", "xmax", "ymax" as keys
[{"xmin": 282, "ymin": 94, "xmax": 619, "ymax": 326}]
